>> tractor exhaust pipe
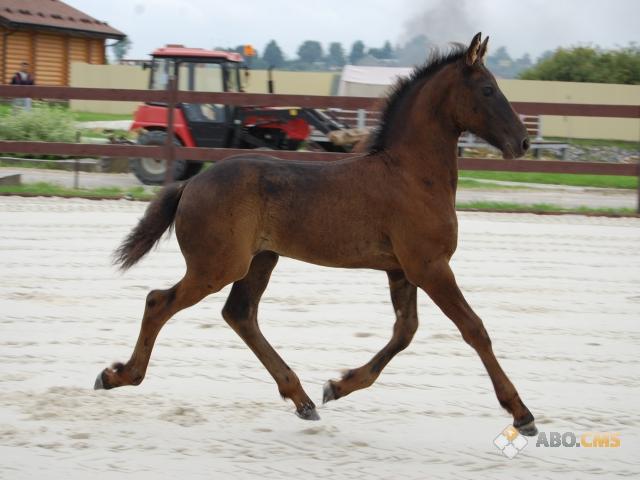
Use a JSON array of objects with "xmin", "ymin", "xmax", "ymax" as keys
[{"xmin": 268, "ymin": 65, "xmax": 275, "ymax": 94}]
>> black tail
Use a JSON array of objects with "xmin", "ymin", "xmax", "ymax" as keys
[{"xmin": 113, "ymin": 182, "xmax": 187, "ymax": 270}]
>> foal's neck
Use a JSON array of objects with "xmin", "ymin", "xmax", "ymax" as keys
[{"xmin": 385, "ymin": 74, "xmax": 461, "ymax": 193}]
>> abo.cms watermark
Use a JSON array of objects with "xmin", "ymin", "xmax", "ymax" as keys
[{"xmin": 494, "ymin": 425, "xmax": 621, "ymax": 459}]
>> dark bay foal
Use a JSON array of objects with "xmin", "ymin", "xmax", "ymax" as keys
[{"xmin": 96, "ymin": 33, "xmax": 537, "ymax": 436}]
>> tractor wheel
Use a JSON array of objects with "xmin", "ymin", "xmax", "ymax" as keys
[{"xmin": 130, "ymin": 131, "xmax": 203, "ymax": 185}]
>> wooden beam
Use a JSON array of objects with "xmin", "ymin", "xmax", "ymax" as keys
[{"xmin": 0, "ymin": 86, "xmax": 638, "ymax": 119}]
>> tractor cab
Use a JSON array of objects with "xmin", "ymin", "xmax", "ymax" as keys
[
  {"xmin": 148, "ymin": 46, "xmax": 244, "ymax": 148},
  {"xmin": 134, "ymin": 46, "xmax": 244, "ymax": 149}
]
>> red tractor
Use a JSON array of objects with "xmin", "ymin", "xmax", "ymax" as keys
[{"xmin": 129, "ymin": 45, "xmax": 351, "ymax": 184}]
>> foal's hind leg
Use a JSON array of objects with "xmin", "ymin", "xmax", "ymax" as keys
[
  {"xmin": 323, "ymin": 270, "xmax": 418, "ymax": 404},
  {"xmin": 94, "ymin": 271, "xmax": 218, "ymax": 390},
  {"xmin": 222, "ymin": 251, "xmax": 319, "ymax": 421},
  {"xmin": 410, "ymin": 259, "xmax": 537, "ymax": 436}
]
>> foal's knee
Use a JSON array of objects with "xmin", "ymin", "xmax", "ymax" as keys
[
  {"xmin": 396, "ymin": 318, "xmax": 418, "ymax": 351},
  {"xmin": 407, "ymin": 315, "xmax": 419, "ymax": 337},
  {"xmin": 222, "ymin": 299, "xmax": 258, "ymax": 339},
  {"xmin": 222, "ymin": 299, "xmax": 253, "ymax": 324},
  {"xmin": 393, "ymin": 312, "xmax": 418, "ymax": 350},
  {"xmin": 461, "ymin": 323, "xmax": 492, "ymax": 351}
]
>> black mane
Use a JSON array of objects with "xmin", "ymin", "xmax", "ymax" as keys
[{"xmin": 367, "ymin": 45, "xmax": 467, "ymax": 154}]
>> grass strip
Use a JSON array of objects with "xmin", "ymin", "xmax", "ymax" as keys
[
  {"xmin": 460, "ymin": 170, "xmax": 638, "ymax": 190},
  {"xmin": 0, "ymin": 182, "xmax": 154, "ymax": 200},
  {"xmin": 457, "ymin": 200, "xmax": 636, "ymax": 217}
]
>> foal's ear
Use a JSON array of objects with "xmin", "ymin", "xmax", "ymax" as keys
[
  {"xmin": 478, "ymin": 36, "xmax": 489, "ymax": 63},
  {"xmin": 465, "ymin": 32, "xmax": 482, "ymax": 66}
]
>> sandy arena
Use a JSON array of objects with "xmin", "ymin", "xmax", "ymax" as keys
[{"xmin": 1, "ymin": 196, "xmax": 638, "ymax": 479}]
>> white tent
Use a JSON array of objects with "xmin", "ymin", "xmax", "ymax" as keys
[{"xmin": 337, "ymin": 65, "xmax": 413, "ymax": 97}]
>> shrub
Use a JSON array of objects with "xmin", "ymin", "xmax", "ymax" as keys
[
  {"xmin": 519, "ymin": 45, "xmax": 640, "ymax": 84},
  {"xmin": 0, "ymin": 102, "xmax": 77, "ymax": 142}
]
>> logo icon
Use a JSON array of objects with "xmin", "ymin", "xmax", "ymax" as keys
[{"xmin": 494, "ymin": 425, "xmax": 528, "ymax": 458}]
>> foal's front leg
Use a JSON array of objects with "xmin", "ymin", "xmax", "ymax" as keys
[
  {"xmin": 323, "ymin": 270, "xmax": 418, "ymax": 403},
  {"xmin": 410, "ymin": 258, "xmax": 537, "ymax": 436}
]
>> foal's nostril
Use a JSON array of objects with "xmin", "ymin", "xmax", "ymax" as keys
[{"xmin": 522, "ymin": 137, "xmax": 530, "ymax": 152}]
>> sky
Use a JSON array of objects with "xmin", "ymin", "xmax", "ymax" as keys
[{"xmin": 66, "ymin": 0, "xmax": 639, "ymax": 61}]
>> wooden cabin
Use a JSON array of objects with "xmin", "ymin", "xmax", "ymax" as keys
[{"xmin": 0, "ymin": 0, "xmax": 124, "ymax": 85}]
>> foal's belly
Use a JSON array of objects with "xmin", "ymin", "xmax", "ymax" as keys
[
  {"xmin": 258, "ymin": 188, "xmax": 402, "ymax": 270},
  {"xmin": 263, "ymin": 220, "xmax": 401, "ymax": 271},
  {"xmin": 276, "ymin": 244, "xmax": 401, "ymax": 271}
]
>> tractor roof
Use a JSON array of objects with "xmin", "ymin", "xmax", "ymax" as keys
[{"xmin": 151, "ymin": 45, "xmax": 243, "ymax": 63}]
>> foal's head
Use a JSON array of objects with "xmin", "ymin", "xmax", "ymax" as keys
[
  {"xmin": 452, "ymin": 33, "xmax": 529, "ymax": 158},
  {"xmin": 369, "ymin": 33, "xmax": 529, "ymax": 160}
]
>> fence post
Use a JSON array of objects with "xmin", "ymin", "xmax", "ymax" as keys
[
  {"xmin": 637, "ymin": 161, "xmax": 640, "ymax": 214},
  {"xmin": 73, "ymin": 131, "xmax": 81, "ymax": 189},
  {"xmin": 357, "ymin": 109, "xmax": 366, "ymax": 129},
  {"xmin": 164, "ymin": 74, "xmax": 178, "ymax": 185}
]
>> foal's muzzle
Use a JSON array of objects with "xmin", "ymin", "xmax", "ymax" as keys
[{"xmin": 502, "ymin": 136, "xmax": 530, "ymax": 159}]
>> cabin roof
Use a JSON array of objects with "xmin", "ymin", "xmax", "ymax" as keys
[{"xmin": 0, "ymin": 0, "xmax": 125, "ymax": 39}]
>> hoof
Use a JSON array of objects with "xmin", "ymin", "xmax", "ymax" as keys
[
  {"xmin": 296, "ymin": 403, "xmax": 320, "ymax": 421},
  {"xmin": 514, "ymin": 410, "xmax": 537, "ymax": 436},
  {"xmin": 94, "ymin": 363, "xmax": 126, "ymax": 390},
  {"xmin": 93, "ymin": 370, "xmax": 107, "ymax": 390},
  {"xmin": 516, "ymin": 420, "xmax": 538, "ymax": 437},
  {"xmin": 322, "ymin": 381, "xmax": 337, "ymax": 404},
  {"xmin": 93, "ymin": 368, "xmax": 117, "ymax": 390}
]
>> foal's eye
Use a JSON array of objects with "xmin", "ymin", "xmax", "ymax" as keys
[{"xmin": 482, "ymin": 86, "xmax": 494, "ymax": 96}]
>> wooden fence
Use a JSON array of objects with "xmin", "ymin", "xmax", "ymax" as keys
[{"xmin": 0, "ymin": 84, "xmax": 638, "ymax": 211}]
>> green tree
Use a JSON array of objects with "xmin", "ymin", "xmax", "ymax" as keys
[
  {"xmin": 110, "ymin": 37, "xmax": 131, "ymax": 62},
  {"xmin": 263, "ymin": 40, "xmax": 285, "ymax": 68},
  {"xmin": 516, "ymin": 53, "xmax": 532, "ymax": 71},
  {"xmin": 537, "ymin": 50, "xmax": 555, "ymax": 63},
  {"xmin": 484, "ymin": 46, "xmax": 533, "ymax": 78},
  {"xmin": 381, "ymin": 40, "xmax": 394, "ymax": 59},
  {"xmin": 520, "ymin": 45, "xmax": 640, "ymax": 84},
  {"xmin": 327, "ymin": 42, "xmax": 346, "ymax": 67},
  {"xmin": 486, "ymin": 46, "xmax": 512, "ymax": 73},
  {"xmin": 396, "ymin": 35, "xmax": 429, "ymax": 66},
  {"xmin": 369, "ymin": 40, "xmax": 395, "ymax": 60},
  {"xmin": 297, "ymin": 40, "xmax": 324, "ymax": 64},
  {"xmin": 349, "ymin": 40, "xmax": 366, "ymax": 64}
]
